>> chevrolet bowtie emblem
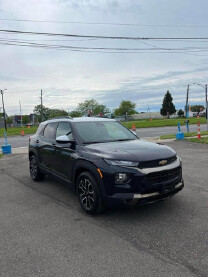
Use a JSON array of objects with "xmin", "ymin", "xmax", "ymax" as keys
[{"xmin": 159, "ymin": 160, "xmax": 167, "ymax": 166}]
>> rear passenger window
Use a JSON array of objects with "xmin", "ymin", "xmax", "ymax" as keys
[
  {"xmin": 56, "ymin": 122, "xmax": 73, "ymax": 140},
  {"xmin": 43, "ymin": 123, "xmax": 57, "ymax": 140}
]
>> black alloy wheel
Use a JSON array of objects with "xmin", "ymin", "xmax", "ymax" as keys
[
  {"xmin": 29, "ymin": 155, "xmax": 45, "ymax": 181},
  {"xmin": 77, "ymin": 172, "xmax": 105, "ymax": 214}
]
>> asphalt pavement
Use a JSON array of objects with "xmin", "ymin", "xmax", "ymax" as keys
[
  {"xmin": 1, "ymin": 124, "xmax": 207, "ymax": 148},
  {"xmin": 0, "ymin": 140, "xmax": 208, "ymax": 276}
]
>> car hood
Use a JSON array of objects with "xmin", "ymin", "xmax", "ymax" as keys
[{"xmin": 83, "ymin": 139, "xmax": 176, "ymax": 162}]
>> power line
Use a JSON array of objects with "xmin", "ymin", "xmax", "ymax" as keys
[
  {"xmin": 2, "ymin": 37, "xmax": 208, "ymax": 51},
  {"xmin": 1, "ymin": 40, "xmax": 208, "ymax": 56},
  {"xmin": 1, "ymin": 29, "xmax": 208, "ymax": 40},
  {"xmin": 2, "ymin": 38, "xmax": 208, "ymax": 52},
  {"xmin": 0, "ymin": 18, "xmax": 208, "ymax": 28}
]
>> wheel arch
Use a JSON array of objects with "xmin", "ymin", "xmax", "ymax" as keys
[
  {"xmin": 73, "ymin": 160, "xmax": 105, "ymax": 195},
  {"xmin": 29, "ymin": 148, "xmax": 39, "ymax": 162}
]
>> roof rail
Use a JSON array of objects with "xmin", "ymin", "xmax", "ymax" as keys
[{"xmin": 48, "ymin": 116, "xmax": 73, "ymax": 120}]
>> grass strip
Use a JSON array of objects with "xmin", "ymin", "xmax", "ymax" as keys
[
  {"xmin": 122, "ymin": 117, "xmax": 206, "ymax": 129},
  {"xmin": 160, "ymin": 131, "xmax": 208, "ymax": 140},
  {"xmin": 0, "ymin": 126, "xmax": 38, "ymax": 137}
]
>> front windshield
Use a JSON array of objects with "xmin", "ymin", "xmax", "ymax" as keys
[{"xmin": 74, "ymin": 121, "xmax": 137, "ymax": 144}]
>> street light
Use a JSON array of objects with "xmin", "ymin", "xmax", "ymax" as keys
[
  {"xmin": 193, "ymin": 83, "xmax": 208, "ymax": 131},
  {"xmin": 0, "ymin": 89, "xmax": 7, "ymax": 131}
]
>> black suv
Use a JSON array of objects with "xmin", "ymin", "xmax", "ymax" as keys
[{"xmin": 29, "ymin": 117, "xmax": 184, "ymax": 214}]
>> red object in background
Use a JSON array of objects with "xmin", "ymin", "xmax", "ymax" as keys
[{"xmin": 197, "ymin": 121, "xmax": 201, "ymax": 139}]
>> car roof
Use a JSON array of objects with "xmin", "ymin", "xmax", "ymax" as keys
[{"xmin": 43, "ymin": 116, "xmax": 116, "ymax": 124}]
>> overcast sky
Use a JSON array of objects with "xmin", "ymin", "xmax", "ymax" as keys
[{"xmin": 0, "ymin": 0, "xmax": 208, "ymax": 115}]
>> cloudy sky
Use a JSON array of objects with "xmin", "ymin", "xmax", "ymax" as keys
[{"xmin": 0, "ymin": 0, "xmax": 208, "ymax": 115}]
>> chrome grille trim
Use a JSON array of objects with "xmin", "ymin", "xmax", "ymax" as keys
[{"xmin": 131, "ymin": 157, "xmax": 180, "ymax": 174}]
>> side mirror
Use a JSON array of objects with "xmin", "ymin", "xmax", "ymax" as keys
[{"xmin": 56, "ymin": 135, "xmax": 70, "ymax": 143}]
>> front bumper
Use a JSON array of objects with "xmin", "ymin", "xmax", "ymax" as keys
[{"xmin": 106, "ymin": 180, "xmax": 184, "ymax": 208}]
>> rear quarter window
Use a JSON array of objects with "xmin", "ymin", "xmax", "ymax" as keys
[
  {"xmin": 42, "ymin": 123, "xmax": 57, "ymax": 140},
  {"xmin": 36, "ymin": 123, "xmax": 45, "ymax": 135}
]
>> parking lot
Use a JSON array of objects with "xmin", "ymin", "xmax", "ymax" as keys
[{"xmin": 0, "ymin": 140, "xmax": 208, "ymax": 277}]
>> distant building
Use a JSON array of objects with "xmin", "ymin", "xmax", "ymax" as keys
[
  {"xmin": 13, "ymin": 114, "xmax": 36, "ymax": 126},
  {"xmin": 132, "ymin": 112, "xmax": 163, "ymax": 120}
]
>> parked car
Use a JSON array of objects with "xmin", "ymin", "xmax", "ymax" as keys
[
  {"xmin": 115, "ymin": 115, "xmax": 126, "ymax": 122},
  {"xmin": 29, "ymin": 117, "xmax": 184, "ymax": 214},
  {"xmin": 199, "ymin": 110, "xmax": 206, "ymax": 117}
]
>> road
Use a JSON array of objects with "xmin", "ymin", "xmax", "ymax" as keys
[
  {"xmin": 1, "ymin": 124, "xmax": 207, "ymax": 148},
  {"xmin": 137, "ymin": 123, "xmax": 207, "ymax": 138},
  {"xmin": 0, "ymin": 141, "xmax": 208, "ymax": 276}
]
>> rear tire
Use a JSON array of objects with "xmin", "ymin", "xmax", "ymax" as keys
[
  {"xmin": 29, "ymin": 154, "xmax": 45, "ymax": 181},
  {"xmin": 77, "ymin": 171, "xmax": 105, "ymax": 215}
]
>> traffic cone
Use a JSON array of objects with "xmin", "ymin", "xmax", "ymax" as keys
[
  {"xmin": 132, "ymin": 124, "xmax": 136, "ymax": 131},
  {"xmin": 197, "ymin": 121, "xmax": 201, "ymax": 139},
  {"xmin": 21, "ymin": 129, "xmax": 25, "ymax": 136}
]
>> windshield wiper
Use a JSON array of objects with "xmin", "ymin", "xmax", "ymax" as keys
[
  {"xmin": 83, "ymin": 141, "xmax": 107, "ymax": 145},
  {"xmin": 115, "ymin": 138, "xmax": 136, "ymax": 142}
]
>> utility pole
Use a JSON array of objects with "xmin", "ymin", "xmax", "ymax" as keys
[
  {"xmin": 193, "ymin": 82, "xmax": 208, "ymax": 131},
  {"xmin": 40, "ymin": 89, "xmax": 43, "ymax": 122},
  {"xmin": 19, "ymin": 100, "xmax": 23, "ymax": 127},
  {"xmin": 185, "ymin": 84, "xmax": 190, "ymax": 118},
  {"xmin": 205, "ymin": 84, "xmax": 208, "ymax": 131},
  {"xmin": 0, "ymin": 89, "xmax": 7, "ymax": 131}
]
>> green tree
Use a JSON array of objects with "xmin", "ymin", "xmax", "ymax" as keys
[
  {"xmin": 49, "ymin": 109, "xmax": 68, "ymax": 118},
  {"xmin": 190, "ymin": 105, "xmax": 205, "ymax": 113},
  {"xmin": 114, "ymin": 100, "xmax": 137, "ymax": 116},
  {"xmin": 6, "ymin": 116, "xmax": 13, "ymax": 124},
  {"xmin": 177, "ymin": 109, "xmax": 184, "ymax": 117},
  {"xmin": 77, "ymin": 99, "xmax": 109, "ymax": 115},
  {"xmin": 33, "ymin": 104, "xmax": 51, "ymax": 122},
  {"xmin": 160, "ymin": 91, "xmax": 176, "ymax": 116},
  {"xmin": 69, "ymin": 110, "xmax": 82, "ymax": 117},
  {"xmin": 22, "ymin": 115, "xmax": 30, "ymax": 124}
]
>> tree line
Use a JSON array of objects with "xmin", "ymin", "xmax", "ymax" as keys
[
  {"xmin": 4, "ymin": 91, "xmax": 205, "ymax": 124},
  {"xmin": 32, "ymin": 99, "xmax": 138, "ymax": 122}
]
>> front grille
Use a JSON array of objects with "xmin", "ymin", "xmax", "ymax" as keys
[
  {"xmin": 146, "ymin": 166, "xmax": 181, "ymax": 184},
  {"xmin": 139, "ymin": 155, "xmax": 177, "ymax": 169}
]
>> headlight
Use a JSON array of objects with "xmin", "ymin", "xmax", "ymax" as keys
[{"xmin": 104, "ymin": 159, "xmax": 139, "ymax": 167}]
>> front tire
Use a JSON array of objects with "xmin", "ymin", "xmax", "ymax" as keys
[
  {"xmin": 77, "ymin": 171, "xmax": 105, "ymax": 215},
  {"xmin": 29, "ymin": 154, "xmax": 45, "ymax": 181}
]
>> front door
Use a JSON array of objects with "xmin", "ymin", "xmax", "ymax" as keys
[{"xmin": 53, "ymin": 122, "xmax": 75, "ymax": 182}]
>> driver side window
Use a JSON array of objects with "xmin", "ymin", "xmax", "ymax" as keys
[{"xmin": 56, "ymin": 122, "xmax": 73, "ymax": 140}]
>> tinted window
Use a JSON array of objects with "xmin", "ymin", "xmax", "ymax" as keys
[
  {"xmin": 56, "ymin": 122, "xmax": 73, "ymax": 140},
  {"xmin": 74, "ymin": 121, "xmax": 136, "ymax": 143},
  {"xmin": 36, "ymin": 123, "xmax": 45, "ymax": 135},
  {"xmin": 43, "ymin": 123, "xmax": 57, "ymax": 140}
]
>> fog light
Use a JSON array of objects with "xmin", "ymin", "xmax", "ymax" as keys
[{"xmin": 115, "ymin": 173, "xmax": 129, "ymax": 184}]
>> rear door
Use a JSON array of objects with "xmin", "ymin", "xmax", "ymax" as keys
[{"xmin": 39, "ymin": 122, "xmax": 58, "ymax": 171}]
